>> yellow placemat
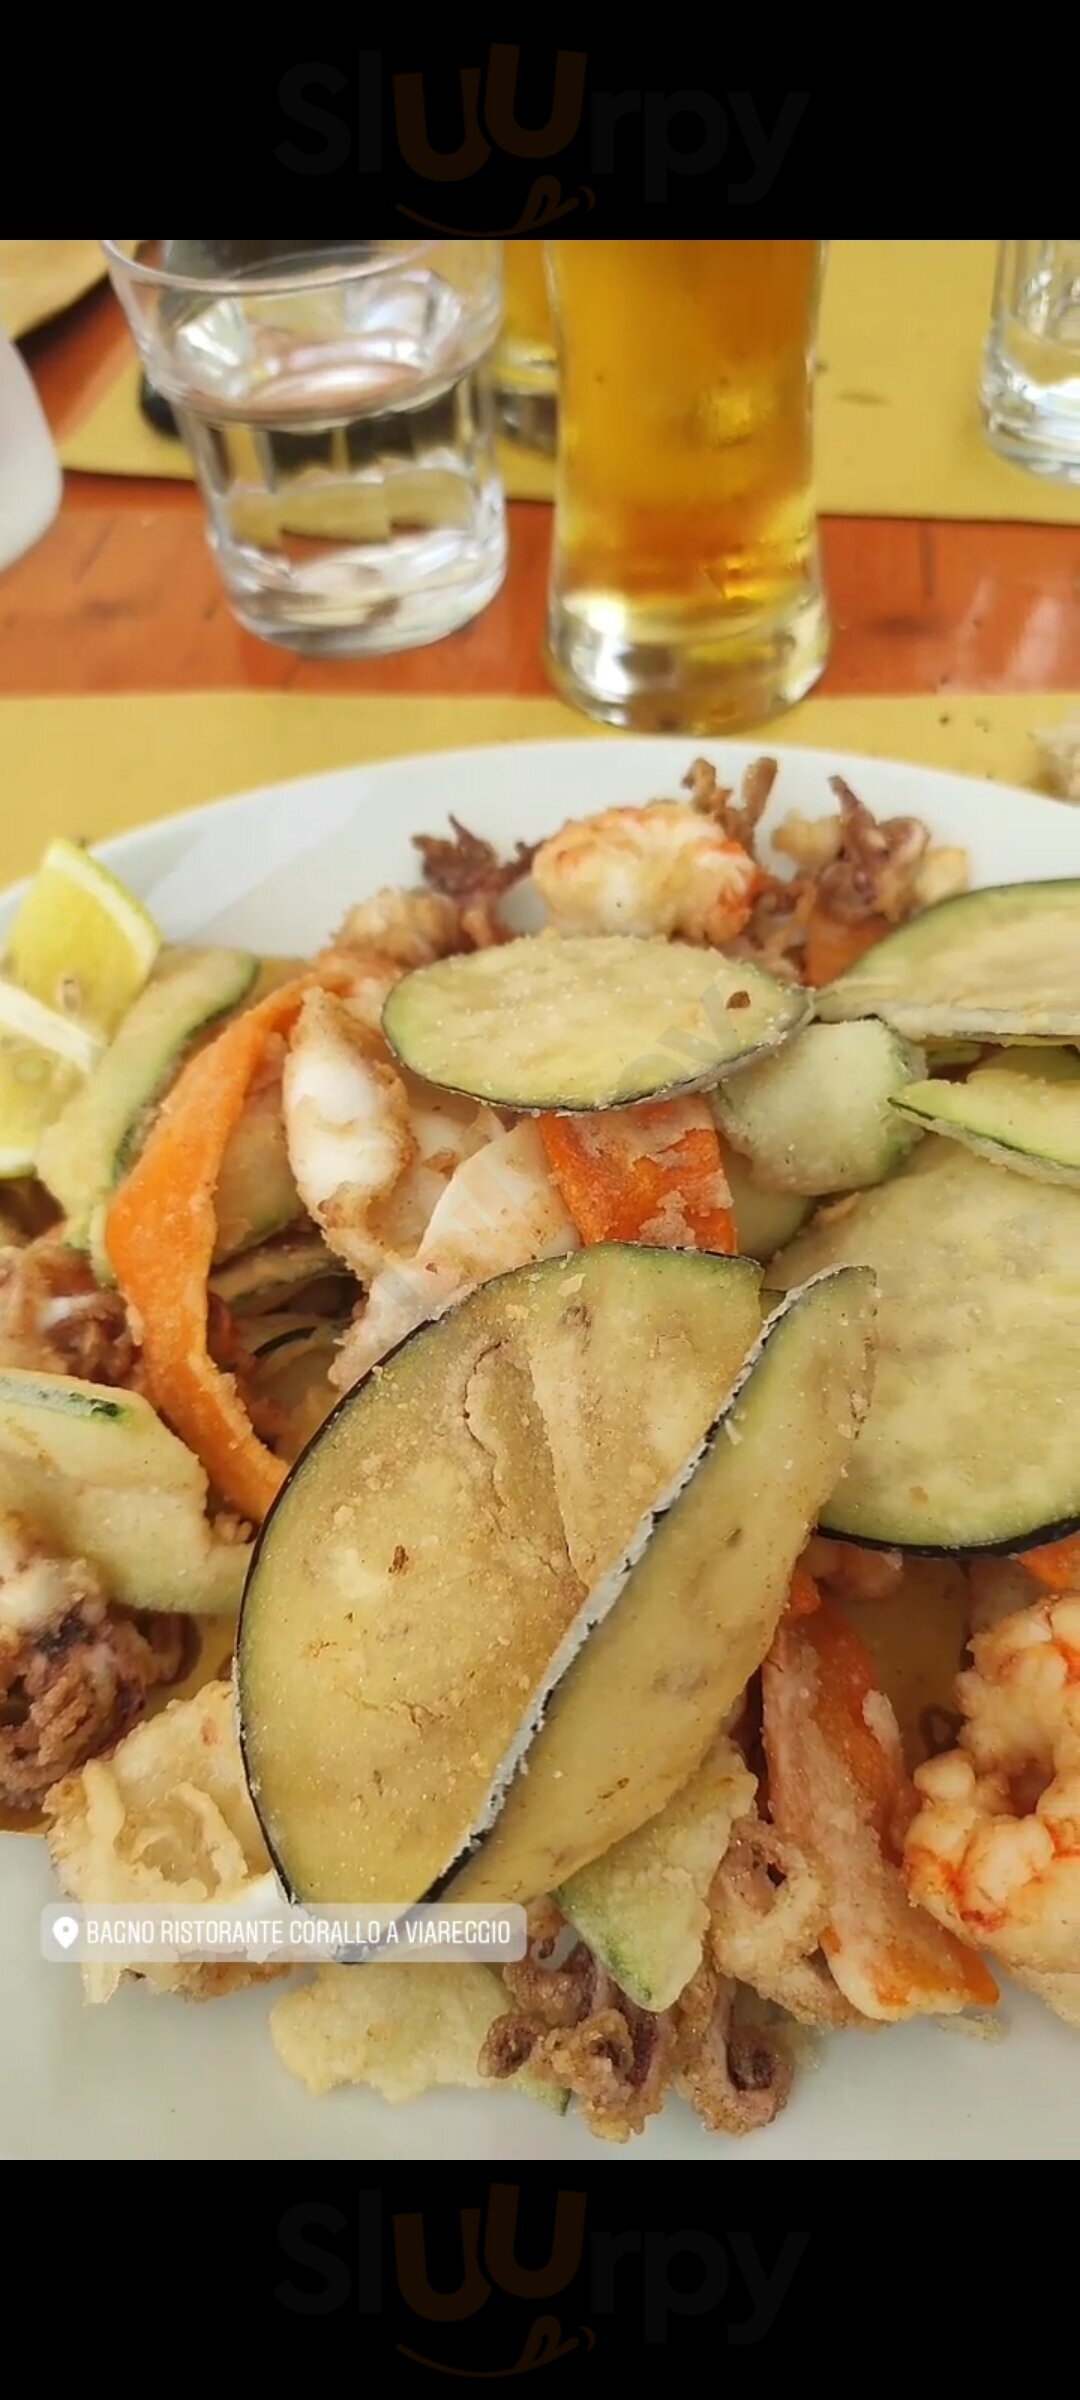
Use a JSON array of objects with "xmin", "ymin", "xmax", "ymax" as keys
[
  {"xmin": 57, "ymin": 242, "xmax": 1080, "ymax": 524},
  {"xmin": 1, "ymin": 242, "xmax": 138, "ymax": 341},
  {"xmin": 0, "ymin": 690, "xmax": 1075, "ymax": 889}
]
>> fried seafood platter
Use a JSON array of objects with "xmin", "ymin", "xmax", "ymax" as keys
[{"xmin": 6, "ymin": 746, "xmax": 1080, "ymax": 2153}]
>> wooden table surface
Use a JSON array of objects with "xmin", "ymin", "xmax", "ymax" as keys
[{"xmin": 6, "ymin": 281, "xmax": 1080, "ymax": 703}]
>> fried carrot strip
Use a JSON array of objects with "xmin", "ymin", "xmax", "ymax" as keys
[
  {"xmin": 106, "ymin": 978, "xmax": 318, "ymax": 1524},
  {"xmin": 539, "ymin": 1098, "xmax": 736, "ymax": 1252},
  {"xmin": 785, "ymin": 1562, "xmax": 822, "ymax": 1620},
  {"xmin": 1018, "ymin": 1534, "xmax": 1080, "ymax": 1593},
  {"xmin": 803, "ymin": 907, "xmax": 890, "ymax": 987}
]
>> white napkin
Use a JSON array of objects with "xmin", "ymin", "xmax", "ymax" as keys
[{"xmin": 0, "ymin": 334, "xmax": 61, "ymax": 570}]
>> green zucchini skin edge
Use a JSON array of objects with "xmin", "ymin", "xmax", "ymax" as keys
[{"xmin": 818, "ymin": 879, "xmax": 1080, "ymax": 1038}]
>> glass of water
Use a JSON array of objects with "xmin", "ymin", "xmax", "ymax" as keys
[
  {"xmin": 981, "ymin": 241, "xmax": 1080, "ymax": 484},
  {"xmin": 102, "ymin": 240, "xmax": 508, "ymax": 654}
]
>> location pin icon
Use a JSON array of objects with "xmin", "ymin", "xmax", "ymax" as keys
[{"xmin": 53, "ymin": 1915, "xmax": 79, "ymax": 1951}]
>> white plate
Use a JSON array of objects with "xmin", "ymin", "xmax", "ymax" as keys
[{"xmin": 4, "ymin": 735, "xmax": 1079, "ymax": 2162}]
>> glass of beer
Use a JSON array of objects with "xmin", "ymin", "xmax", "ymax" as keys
[
  {"xmin": 495, "ymin": 240, "xmax": 558, "ymax": 453},
  {"xmin": 546, "ymin": 240, "xmax": 829, "ymax": 730}
]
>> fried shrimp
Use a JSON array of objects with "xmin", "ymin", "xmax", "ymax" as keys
[
  {"xmin": 329, "ymin": 885, "xmax": 465, "ymax": 970},
  {"xmin": 905, "ymin": 1598, "xmax": 1080, "ymax": 2003},
  {"xmin": 532, "ymin": 802, "xmax": 762, "ymax": 945},
  {"xmin": 314, "ymin": 887, "xmax": 468, "ymax": 1031}
]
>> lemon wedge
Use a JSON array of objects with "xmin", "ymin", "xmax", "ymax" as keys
[
  {"xmin": 0, "ymin": 983, "xmax": 101, "ymax": 1177},
  {"xmin": 5, "ymin": 838, "xmax": 160, "ymax": 1041}
]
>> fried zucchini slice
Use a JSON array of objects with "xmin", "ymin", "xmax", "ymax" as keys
[
  {"xmin": 212, "ymin": 1079, "xmax": 303, "ymax": 1261},
  {"xmin": 893, "ymin": 1048, "xmax": 1080, "ymax": 1187},
  {"xmin": 0, "ymin": 1369, "xmax": 249, "ymax": 1611},
  {"xmin": 816, "ymin": 880, "xmax": 1080, "ymax": 1041},
  {"xmin": 771, "ymin": 1141, "xmax": 1080, "ymax": 1551},
  {"xmin": 36, "ymin": 946, "xmax": 258, "ymax": 1227},
  {"xmin": 721, "ymin": 1144, "xmax": 812, "ymax": 1260},
  {"xmin": 711, "ymin": 1021, "xmax": 925, "ymax": 1195},
  {"xmin": 555, "ymin": 1735, "xmax": 756, "ymax": 2010},
  {"xmin": 382, "ymin": 933, "xmax": 809, "ymax": 1111}
]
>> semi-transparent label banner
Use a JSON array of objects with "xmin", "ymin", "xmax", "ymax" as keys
[{"xmin": 41, "ymin": 1901, "xmax": 527, "ymax": 1964}]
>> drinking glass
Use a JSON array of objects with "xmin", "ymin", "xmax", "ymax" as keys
[
  {"xmin": 981, "ymin": 241, "xmax": 1080, "ymax": 483},
  {"xmin": 545, "ymin": 239, "xmax": 829, "ymax": 732},
  {"xmin": 102, "ymin": 240, "xmax": 507, "ymax": 655},
  {"xmin": 494, "ymin": 240, "xmax": 557, "ymax": 453}
]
